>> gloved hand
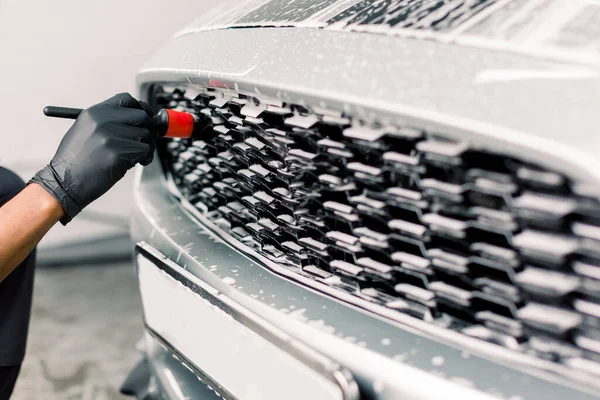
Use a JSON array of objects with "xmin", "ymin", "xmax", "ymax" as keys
[{"xmin": 30, "ymin": 93, "xmax": 157, "ymax": 225}]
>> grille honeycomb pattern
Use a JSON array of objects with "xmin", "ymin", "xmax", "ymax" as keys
[{"xmin": 157, "ymin": 85, "xmax": 600, "ymax": 375}]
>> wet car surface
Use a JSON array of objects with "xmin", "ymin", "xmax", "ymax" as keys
[{"xmin": 126, "ymin": 1, "xmax": 600, "ymax": 399}]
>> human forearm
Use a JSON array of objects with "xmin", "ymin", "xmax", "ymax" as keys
[{"xmin": 0, "ymin": 183, "xmax": 64, "ymax": 282}]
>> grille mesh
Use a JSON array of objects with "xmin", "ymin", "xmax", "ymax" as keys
[{"xmin": 157, "ymin": 85, "xmax": 600, "ymax": 375}]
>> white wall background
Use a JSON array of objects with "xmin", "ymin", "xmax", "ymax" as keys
[
  {"xmin": 0, "ymin": 0, "xmax": 218, "ymax": 168},
  {"xmin": 0, "ymin": 0, "xmax": 227, "ymax": 247}
]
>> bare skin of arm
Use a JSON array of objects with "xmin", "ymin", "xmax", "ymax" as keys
[{"xmin": 0, "ymin": 183, "xmax": 64, "ymax": 282}]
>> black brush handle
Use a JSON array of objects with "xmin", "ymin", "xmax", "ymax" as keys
[
  {"xmin": 43, "ymin": 105, "xmax": 169, "ymax": 136},
  {"xmin": 43, "ymin": 105, "xmax": 211, "ymax": 139},
  {"xmin": 43, "ymin": 106, "xmax": 83, "ymax": 119}
]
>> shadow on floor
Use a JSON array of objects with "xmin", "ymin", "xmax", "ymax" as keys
[{"xmin": 11, "ymin": 262, "xmax": 143, "ymax": 400}]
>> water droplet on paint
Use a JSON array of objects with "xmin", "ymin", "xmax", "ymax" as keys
[{"xmin": 431, "ymin": 356, "xmax": 445, "ymax": 366}]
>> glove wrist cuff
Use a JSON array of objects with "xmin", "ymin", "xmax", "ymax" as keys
[{"xmin": 29, "ymin": 166, "xmax": 82, "ymax": 225}]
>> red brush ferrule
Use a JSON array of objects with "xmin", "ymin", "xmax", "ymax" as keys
[{"xmin": 165, "ymin": 109, "xmax": 195, "ymax": 138}]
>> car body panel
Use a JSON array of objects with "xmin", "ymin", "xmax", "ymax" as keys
[
  {"xmin": 177, "ymin": 0, "xmax": 600, "ymax": 68},
  {"xmin": 136, "ymin": 242, "xmax": 358, "ymax": 400}
]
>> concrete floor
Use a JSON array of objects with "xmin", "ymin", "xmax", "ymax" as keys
[{"xmin": 11, "ymin": 262, "xmax": 142, "ymax": 400}]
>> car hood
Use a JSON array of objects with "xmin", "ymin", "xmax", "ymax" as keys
[{"xmin": 177, "ymin": 0, "xmax": 600, "ymax": 69}]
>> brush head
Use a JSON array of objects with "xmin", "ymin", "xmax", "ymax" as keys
[
  {"xmin": 153, "ymin": 109, "xmax": 193, "ymax": 138},
  {"xmin": 153, "ymin": 109, "xmax": 213, "ymax": 140}
]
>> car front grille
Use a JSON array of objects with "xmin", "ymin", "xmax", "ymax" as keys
[{"xmin": 156, "ymin": 85, "xmax": 600, "ymax": 376}]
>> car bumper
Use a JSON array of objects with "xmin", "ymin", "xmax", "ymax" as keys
[{"xmin": 121, "ymin": 330, "xmax": 223, "ymax": 400}]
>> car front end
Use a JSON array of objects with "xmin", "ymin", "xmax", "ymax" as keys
[{"xmin": 125, "ymin": 1, "xmax": 600, "ymax": 399}]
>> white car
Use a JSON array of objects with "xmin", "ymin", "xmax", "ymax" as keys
[{"xmin": 123, "ymin": 1, "xmax": 600, "ymax": 399}]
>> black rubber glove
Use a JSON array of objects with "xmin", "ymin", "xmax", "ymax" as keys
[{"xmin": 30, "ymin": 93, "xmax": 157, "ymax": 225}]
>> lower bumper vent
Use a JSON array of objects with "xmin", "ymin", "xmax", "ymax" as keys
[{"xmin": 156, "ymin": 85, "xmax": 600, "ymax": 377}]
